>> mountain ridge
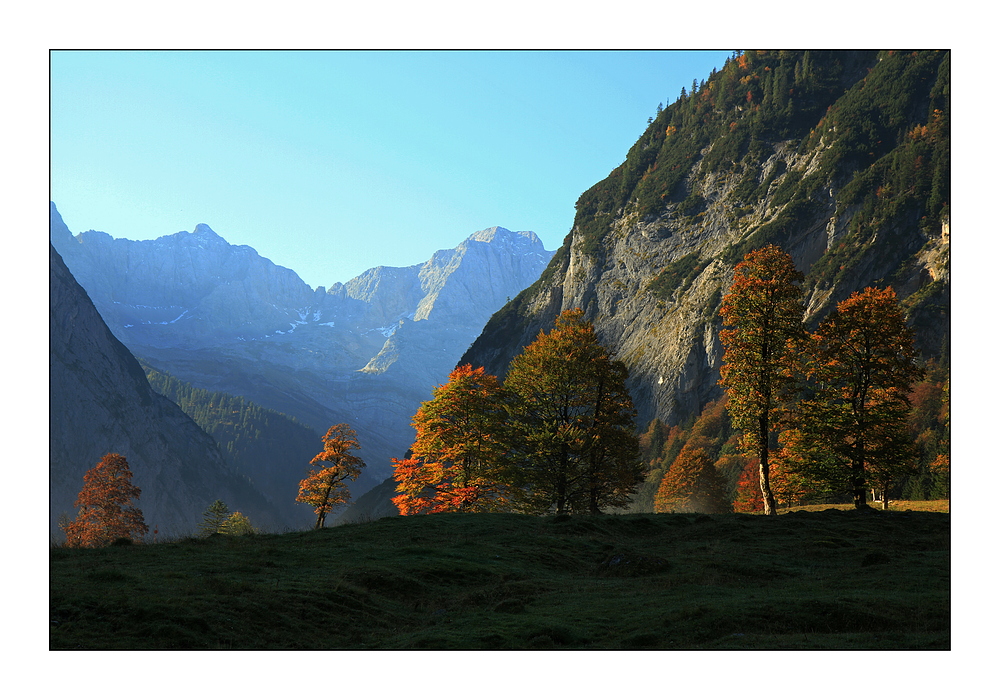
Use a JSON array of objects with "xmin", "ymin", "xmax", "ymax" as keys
[
  {"xmin": 462, "ymin": 49, "xmax": 949, "ymax": 431},
  {"xmin": 50, "ymin": 206, "xmax": 553, "ymax": 491}
]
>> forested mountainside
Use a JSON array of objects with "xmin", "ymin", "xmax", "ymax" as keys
[
  {"xmin": 49, "ymin": 245, "xmax": 283, "ymax": 537},
  {"xmin": 50, "ymin": 204, "xmax": 552, "ymax": 487},
  {"xmin": 462, "ymin": 50, "xmax": 949, "ymax": 432},
  {"xmin": 143, "ymin": 365, "xmax": 322, "ymax": 529}
]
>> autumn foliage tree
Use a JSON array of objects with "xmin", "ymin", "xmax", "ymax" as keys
[
  {"xmin": 732, "ymin": 453, "xmax": 827, "ymax": 512},
  {"xmin": 297, "ymin": 424, "xmax": 365, "ymax": 528},
  {"xmin": 654, "ymin": 445, "xmax": 730, "ymax": 514},
  {"xmin": 503, "ymin": 309, "xmax": 644, "ymax": 515},
  {"xmin": 392, "ymin": 365, "xmax": 511, "ymax": 515},
  {"xmin": 719, "ymin": 245, "xmax": 806, "ymax": 515},
  {"xmin": 902, "ymin": 361, "xmax": 950, "ymax": 500},
  {"xmin": 781, "ymin": 287, "xmax": 923, "ymax": 509},
  {"xmin": 63, "ymin": 453, "xmax": 149, "ymax": 547},
  {"xmin": 219, "ymin": 511, "xmax": 256, "ymax": 535}
]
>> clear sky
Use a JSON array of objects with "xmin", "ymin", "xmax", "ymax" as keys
[{"xmin": 51, "ymin": 50, "xmax": 732, "ymax": 288}]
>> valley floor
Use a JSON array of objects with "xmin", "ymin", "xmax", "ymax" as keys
[{"xmin": 50, "ymin": 508, "xmax": 949, "ymax": 650}]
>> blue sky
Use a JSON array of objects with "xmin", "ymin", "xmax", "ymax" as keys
[{"xmin": 51, "ymin": 50, "xmax": 732, "ymax": 288}]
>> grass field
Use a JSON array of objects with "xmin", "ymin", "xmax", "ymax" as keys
[
  {"xmin": 779, "ymin": 499, "xmax": 950, "ymax": 514},
  {"xmin": 50, "ymin": 506, "xmax": 949, "ymax": 650}
]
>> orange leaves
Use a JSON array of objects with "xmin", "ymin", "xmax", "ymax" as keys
[
  {"xmin": 719, "ymin": 245, "xmax": 807, "ymax": 514},
  {"xmin": 394, "ymin": 309, "xmax": 643, "ymax": 516},
  {"xmin": 297, "ymin": 424, "xmax": 365, "ymax": 528},
  {"xmin": 719, "ymin": 245, "xmax": 806, "ymax": 424},
  {"xmin": 391, "ymin": 457, "xmax": 505, "ymax": 516},
  {"xmin": 783, "ymin": 286, "xmax": 924, "ymax": 506},
  {"xmin": 63, "ymin": 453, "xmax": 148, "ymax": 547},
  {"xmin": 654, "ymin": 446, "xmax": 730, "ymax": 514},
  {"xmin": 392, "ymin": 365, "xmax": 510, "ymax": 515}
]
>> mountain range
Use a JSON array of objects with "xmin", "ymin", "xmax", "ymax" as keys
[
  {"xmin": 49, "ymin": 49, "xmax": 949, "ymax": 530},
  {"xmin": 49, "ymin": 205, "xmax": 553, "ymax": 531}
]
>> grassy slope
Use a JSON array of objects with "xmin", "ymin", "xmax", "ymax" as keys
[{"xmin": 50, "ymin": 508, "xmax": 949, "ymax": 650}]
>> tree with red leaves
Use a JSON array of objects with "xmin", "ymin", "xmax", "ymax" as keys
[
  {"xmin": 297, "ymin": 424, "xmax": 365, "ymax": 528},
  {"xmin": 63, "ymin": 453, "xmax": 148, "ymax": 547},
  {"xmin": 654, "ymin": 445, "xmax": 730, "ymax": 514},
  {"xmin": 392, "ymin": 365, "xmax": 510, "ymax": 515}
]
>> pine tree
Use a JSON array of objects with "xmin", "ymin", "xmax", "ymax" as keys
[{"xmin": 198, "ymin": 500, "xmax": 231, "ymax": 536}]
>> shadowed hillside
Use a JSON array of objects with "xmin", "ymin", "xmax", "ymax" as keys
[{"xmin": 50, "ymin": 509, "xmax": 948, "ymax": 650}]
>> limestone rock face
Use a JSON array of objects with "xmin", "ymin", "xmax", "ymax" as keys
[
  {"xmin": 49, "ymin": 244, "xmax": 281, "ymax": 538},
  {"xmin": 462, "ymin": 50, "xmax": 950, "ymax": 432},
  {"xmin": 51, "ymin": 205, "xmax": 553, "ymax": 493},
  {"xmin": 464, "ymin": 170, "xmax": 949, "ymax": 431}
]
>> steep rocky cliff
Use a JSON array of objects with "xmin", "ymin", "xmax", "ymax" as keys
[
  {"xmin": 49, "ymin": 245, "xmax": 282, "ymax": 538},
  {"xmin": 51, "ymin": 206, "xmax": 553, "ymax": 489},
  {"xmin": 462, "ymin": 50, "xmax": 950, "ymax": 431}
]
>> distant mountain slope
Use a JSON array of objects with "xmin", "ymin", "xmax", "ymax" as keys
[
  {"xmin": 50, "ymin": 205, "xmax": 553, "ymax": 488},
  {"xmin": 143, "ymin": 364, "xmax": 322, "ymax": 530},
  {"xmin": 462, "ymin": 49, "xmax": 949, "ymax": 430},
  {"xmin": 49, "ymin": 245, "xmax": 283, "ymax": 538}
]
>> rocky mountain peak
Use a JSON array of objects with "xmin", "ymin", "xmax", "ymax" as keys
[
  {"xmin": 466, "ymin": 226, "xmax": 543, "ymax": 249},
  {"xmin": 170, "ymin": 223, "xmax": 230, "ymax": 249},
  {"xmin": 50, "ymin": 206, "xmax": 555, "ymax": 490}
]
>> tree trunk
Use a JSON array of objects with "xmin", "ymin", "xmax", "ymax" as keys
[
  {"xmin": 315, "ymin": 484, "xmax": 333, "ymax": 529},
  {"xmin": 758, "ymin": 414, "xmax": 777, "ymax": 515},
  {"xmin": 589, "ymin": 484, "xmax": 601, "ymax": 515},
  {"xmin": 555, "ymin": 445, "xmax": 569, "ymax": 515},
  {"xmin": 851, "ymin": 463, "xmax": 870, "ymax": 510}
]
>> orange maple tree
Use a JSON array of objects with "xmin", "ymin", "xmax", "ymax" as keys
[
  {"xmin": 653, "ymin": 445, "xmax": 730, "ymax": 514},
  {"xmin": 63, "ymin": 453, "xmax": 149, "ymax": 547},
  {"xmin": 296, "ymin": 424, "xmax": 365, "ymax": 528},
  {"xmin": 780, "ymin": 287, "xmax": 923, "ymax": 509},
  {"xmin": 718, "ymin": 245, "xmax": 806, "ymax": 515},
  {"xmin": 502, "ymin": 309, "xmax": 643, "ymax": 515},
  {"xmin": 392, "ymin": 364, "xmax": 510, "ymax": 515}
]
